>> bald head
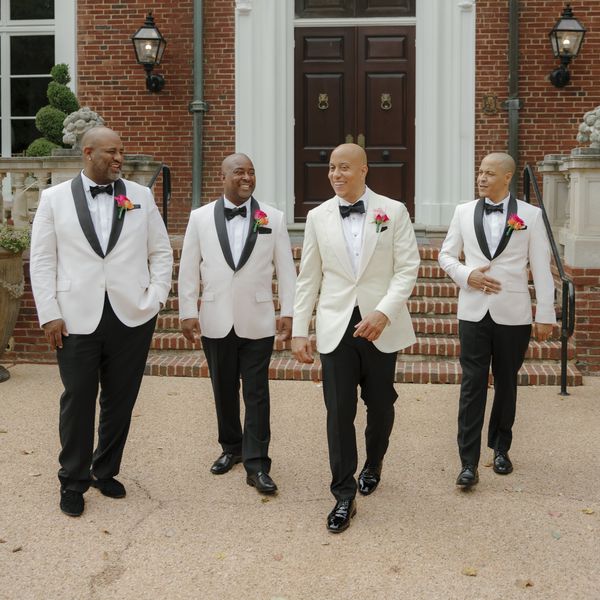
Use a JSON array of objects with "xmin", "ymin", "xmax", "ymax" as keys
[
  {"xmin": 477, "ymin": 152, "xmax": 515, "ymax": 202},
  {"xmin": 82, "ymin": 126, "xmax": 124, "ymax": 184},
  {"xmin": 221, "ymin": 153, "xmax": 256, "ymax": 205},
  {"xmin": 81, "ymin": 126, "xmax": 120, "ymax": 154},
  {"xmin": 328, "ymin": 143, "xmax": 368, "ymax": 203},
  {"xmin": 221, "ymin": 153, "xmax": 253, "ymax": 176}
]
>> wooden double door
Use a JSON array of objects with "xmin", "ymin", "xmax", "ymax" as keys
[{"xmin": 294, "ymin": 26, "xmax": 416, "ymax": 221}]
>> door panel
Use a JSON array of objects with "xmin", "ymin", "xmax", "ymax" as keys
[{"xmin": 295, "ymin": 26, "xmax": 415, "ymax": 220}]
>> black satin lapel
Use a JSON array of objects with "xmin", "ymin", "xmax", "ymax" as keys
[
  {"xmin": 492, "ymin": 194, "xmax": 517, "ymax": 259},
  {"xmin": 236, "ymin": 196, "xmax": 259, "ymax": 272},
  {"xmin": 214, "ymin": 197, "xmax": 236, "ymax": 271},
  {"xmin": 71, "ymin": 175, "xmax": 104, "ymax": 258},
  {"xmin": 105, "ymin": 179, "xmax": 126, "ymax": 256},
  {"xmin": 474, "ymin": 198, "xmax": 492, "ymax": 260}
]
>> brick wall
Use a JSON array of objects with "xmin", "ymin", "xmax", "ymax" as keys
[
  {"xmin": 76, "ymin": 0, "xmax": 235, "ymax": 235},
  {"xmin": 475, "ymin": 1, "xmax": 600, "ymax": 184}
]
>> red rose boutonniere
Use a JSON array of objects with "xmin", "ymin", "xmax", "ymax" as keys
[
  {"xmin": 372, "ymin": 208, "xmax": 390, "ymax": 233},
  {"xmin": 505, "ymin": 213, "xmax": 527, "ymax": 238},
  {"xmin": 115, "ymin": 195, "xmax": 139, "ymax": 220},
  {"xmin": 253, "ymin": 209, "xmax": 269, "ymax": 232}
]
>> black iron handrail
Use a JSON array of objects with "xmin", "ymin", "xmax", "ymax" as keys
[
  {"xmin": 148, "ymin": 163, "xmax": 171, "ymax": 230},
  {"xmin": 523, "ymin": 164, "xmax": 575, "ymax": 395}
]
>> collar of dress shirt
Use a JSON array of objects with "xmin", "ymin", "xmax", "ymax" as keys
[
  {"xmin": 484, "ymin": 193, "xmax": 510, "ymax": 210},
  {"xmin": 337, "ymin": 187, "xmax": 369, "ymax": 212},
  {"xmin": 223, "ymin": 196, "xmax": 251, "ymax": 214}
]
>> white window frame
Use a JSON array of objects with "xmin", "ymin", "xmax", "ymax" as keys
[{"xmin": 0, "ymin": 0, "xmax": 76, "ymax": 157}]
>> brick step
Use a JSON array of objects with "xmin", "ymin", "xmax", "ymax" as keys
[
  {"xmin": 150, "ymin": 331, "xmax": 574, "ymax": 361},
  {"xmin": 144, "ymin": 354, "xmax": 583, "ymax": 386}
]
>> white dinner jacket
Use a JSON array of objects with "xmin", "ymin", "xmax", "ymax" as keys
[
  {"xmin": 438, "ymin": 195, "xmax": 556, "ymax": 325},
  {"xmin": 30, "ymin": 175, "xmax": 173, "ymax": 333},
  {"xmin": 292, "ymin": 189, "xmax": 420, "ymax": 354},
  {"xmin": 177, "ymin": 197, "xmax": 296, "ymax": 339}
]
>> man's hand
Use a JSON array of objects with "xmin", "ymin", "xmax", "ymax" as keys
[
  {"xmin": 42, "ymin": 319, "xmax": 68, "ymax": 350},
  {"xmin": 467, "ymin": 265, "xmax": 502, "ymax": 294},
  {"xmin": 181, "ymin": 318, "xmax": 201, "ymax": 344},
  {"xmin": 276, "ymin": 316, "xmax": 292, "ymax": 342},
  {"xmin": 292, "ymin": 336, "xmax": 314, "ymax": 364},
  {"xmin": 353, "ymin": 310, "xmax": 389, "ymax": 342},
  {"xmin": 532, "ymin": 322, "xmax": 553, "ymax": 342}
]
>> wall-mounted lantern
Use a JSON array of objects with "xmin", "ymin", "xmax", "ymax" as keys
[
  {"xmin": 132, "ymin": 12, "xmax": 167, "ymax": 93},
  {"xmin": 549, "ymin": 4, "xmax": 586, "ymax": 88}
]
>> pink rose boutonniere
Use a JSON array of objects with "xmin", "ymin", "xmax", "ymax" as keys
[
  {"xmin": 115, "ymin": 194, "xmax": 139, "ymax": 220},
  {"xmin": 253, "ymin": 209, "xmax": 269, "ymax": 232},
  {"xmin": 505, "ymin": 213, "xmax": 527, "ymax": 238},
  {"xmin": 372, "ymin": 208, "xmax": 390, "ymax": 233}
]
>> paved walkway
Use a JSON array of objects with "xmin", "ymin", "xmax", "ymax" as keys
[{"xmin": 1, "ymin": 364, "xmax": 599, "ymax": 600}]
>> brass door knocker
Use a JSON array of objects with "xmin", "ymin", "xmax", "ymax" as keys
[
  {"xmin": 318, "ymin": 93, "xmax": 329, "ymax": 110},
  {"xmin": 380, "ymin": 93, "xmax": 392, "ymax": 111}
]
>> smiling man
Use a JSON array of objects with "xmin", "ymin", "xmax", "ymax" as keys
[
  {"xmin": 30, "ymin": 126, "xmax": 173, "ymax": 517},
  {"xmin": 438, "ymin": 152, "xmax": 555, "ymax": 489},
  {"xmin": 292, "ymin": 143, "xmax": 420, "ymax": 533},
  {"xmin": 178, "ymin": 153, "xmax": 296, "ymax": 495}
]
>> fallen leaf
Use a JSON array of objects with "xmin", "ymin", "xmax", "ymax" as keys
[
  {"xmin": 548, "ymin": 511, "xmax": 562, "ymax": 518},
  {"xmin": 321, "ymin": 542, "xmax": 330, "ymax": 546},
  {"xmin": 0, "ymin": 429, "xmax": 8, "ymax": 434},
  {"xmin": 21, "ymin": 450, "xmax": 34, "ymax": 455},
  {"xmin": 273, "ymin": 553, "xmax": 283, "ymax": 561},
  {"xmin": 12, "ymin": 546, "xmax": 22, "ymax": 553},
  {"xmin": 516, "ymin": 579, "xmax": 534, "ymax": 589},
  {"xmin": 167, "ymin": 392, "xmax": 179, "ymax": 396},
  {"xmin": 261, "ymin": 497, "xmax": 270, "ymax": 504},
  {"xmin": 462, "ymin": 567, "xmax": 477, "ymax": 577},
  {"xmin": 101, "ymin": 529, "xmax": 111, "ymax": 535},
  {"xmin": 29, "ymin": 473, "xmax": 41, "ymax": 477},
  {"xmin": 215, "ymin": 552, "xmax": 226, "ymax": 560},
  {"xmin": 0, "ymin": 539, "xmax": 6, "ymax": 544},
  {"xmin": 582, "ymin": 508, "xmax": 595, "ymax": 515},
  {"xmin": 551, "ymin": 530, "xmax": 561, "ymax": 540},
  {"xmin": 482, "ymin": 461, "xmax": 493, "ymax": 468}
]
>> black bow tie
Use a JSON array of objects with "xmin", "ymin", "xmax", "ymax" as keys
[
  {"xmin": 224, "ymin": 205, "xmax": 247, "ymax": 220},
  {"xmin": 484, "ymin": 203, "xmax": 504, "ymax": 214},
  {"xmin": 339, "ymin": 200, "xmax": 365, "ymax": 218},
  {"xmin": 90, "ymin": 184, "xmax": 114, "ymax": 198}
]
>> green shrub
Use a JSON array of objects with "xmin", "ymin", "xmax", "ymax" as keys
[
  {"xmin": 0, "ymin": 225, "xmax": 31, "ymax": 254},
  {"xmin": 47, "ymin": 81, "xmax": 79, "ymax": 114},
  {"xmin": 25, "ymin": 137, "xmax": 59, "ymax": 157},
  {"xmin": 35, "ymin": 106, "xmax": 66, "ymax": 145},
  {"xmin": 50, "ymin": 63, "xmax": 70, "ymax": 85}
]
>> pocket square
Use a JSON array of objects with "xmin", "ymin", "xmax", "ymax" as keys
[
  {"xmin": 379, "ymin": 226, "xmax": 388, "ymax": 232},
  {"xmin": 257, "ymin": 227, "xmax": 272, "ymax": 234}
]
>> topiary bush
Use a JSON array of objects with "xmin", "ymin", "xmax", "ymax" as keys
[{"xmin": 25, "ymin": 63, "xmax": 79, "ymax": 156}]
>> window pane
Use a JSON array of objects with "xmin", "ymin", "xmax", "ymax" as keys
[
  {"xmin": 11, "ymin": 77, "xmax": 51, "ymax": 117},
  {"xmin": 11, "ymin": 0, "xmax": 54, "ymax": 20},
  {"xmin": 11, "ymin": 119, "xmax": 39, "ymax": 155},
  {"xmin": 11, "ymin": 36, "xmax": 54, "ymax": 75}
]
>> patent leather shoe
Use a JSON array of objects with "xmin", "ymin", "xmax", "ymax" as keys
[
  {"xmin": 456, "ymin": 465, "xmax": 479, "ymax": 487},
  {"xmin": 358, "ymin": 463, "xmax": 382, "ymax": 496},
  {"xmin": 326, "ymin": 499, "xmax": 357, "ymax": 533},
  {"xmin": 246, "ymin": 471, "xmax": 278, "ymax": 494},
  {"xmin": 493, "ymin": 451, "xmax": 513, "ymax": 475},
  {"xmin": 91, "ymin": 477, "xmax": 126, "ymax": 498},
  {"xmin": 210, "ymin": 452, "xmax": 242, "ymax": 475}
]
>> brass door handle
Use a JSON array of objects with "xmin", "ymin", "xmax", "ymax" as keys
[
  {"xmin": 345, "ymin": 133, "xmax": 354, "ymax": 144},
  {"xmin": 357, "ymin": 133, "xmax": 365, "ymax": 148}
]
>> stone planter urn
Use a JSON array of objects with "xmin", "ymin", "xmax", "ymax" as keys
[{"xmin": 0, "ymin": 248, "xmax": 25, "ymax": 382}]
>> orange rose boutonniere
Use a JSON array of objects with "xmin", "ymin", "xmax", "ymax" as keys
[
  {"xmin": 115, "ymin": 195, "xmax": 140, "ymax": 220},
  {"xmin": 505, "ymin": 213, "xmax": 527, "ymax": 238},
  {"xmin": 253, "ymin": 209, "xmax": 269, "ymax": 232}
]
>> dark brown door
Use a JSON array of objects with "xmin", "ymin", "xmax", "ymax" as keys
[{"xmin": 294, "ymin": 26, "xmax": 415, "ymax": 221}]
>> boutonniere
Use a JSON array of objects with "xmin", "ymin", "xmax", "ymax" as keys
[
  {"xmin": 372, "ymin": 208, "xmax": 390, "ymax": 233},
  {"xmin": 115, "ymin": 195, "xmax": 140, "ymax": 220},
  {"xmin": 253, "ymin": 209, "xmax": 269, "ymax": 233},
  {"xmin": 505, "ymin": 213, "xmax": 527, "ymax": 237}
]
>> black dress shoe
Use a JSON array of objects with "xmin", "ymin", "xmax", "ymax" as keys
[
  {"xmin": 456, "ymin": 465, "xmax": 479, "ymax": 487},
  {"xmin": 91, "ymin": 477, "xmax": 126, "ymax": 498},
  {"xmin": 210, "ymin": 452, "xmax": 242, "ymax": 475},
  {"xmin": 493, "ymin": 451, "xmax": 513, "ymax": 475},
  {"xmin": 358, "ymin": 463, "xmax": 382, "ymax": 496},
  {"xmin": 60, "ymin": 488, "xmax": 84, "ymax": 517},
  {"xmin": 246, "ymin": 471, "xmax": 278, "ymax": 495},
  {"xmin": 326, "ymin": 499, "xmax": 357, "ymax": 533}
]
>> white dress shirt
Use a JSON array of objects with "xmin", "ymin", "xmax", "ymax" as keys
[
  {"xmin": 224, "ymin": 196, "xmax": 251, "ymax": 265},
  {"xmin": 339, "ymin": 189, "xmax": 368, "ymax": 276},
  {"xmin": 81, "ymin": 171, "xmax": 114, "ymax": 254},
  {"xmin": 483, "ymin": 194, "xmax": 510, "ymax": 257}
]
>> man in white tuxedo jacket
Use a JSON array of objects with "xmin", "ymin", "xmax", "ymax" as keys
[
  {"xmin": 30, "ymin": 127, "xmax": 173, "ymax": 517},
  {"xmin": 438, "ymin": 152, "xmax": 555, "ymax": 488},
  {"xmin": 292, "ymin": 143, "xmax": 420, "ymax": 533},
  {"xmin": 178, "ymin": 153, "xmax": 296, "ymax": 495}
]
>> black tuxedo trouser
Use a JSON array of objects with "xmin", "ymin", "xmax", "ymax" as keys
[
  {"xmin": 320, "ymin": 307, "xmax": 398, "ymax": 501},
  {"xmin": 56, "ymin": 295, "xmax": 157, "ymax": 492},
  {"xmin": 202, "ymin": 329, "xmax": 274, "ymax": 475},
  {"xmin": 457, "ymin": 312, "xmax": 531, "ymax": 467}
]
